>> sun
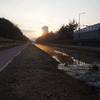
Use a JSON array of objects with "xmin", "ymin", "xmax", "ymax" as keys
[
  {"xmin": 23, "ymin": 29, "xmax": 43, "ymax": 40},
  {"xmin": 35, "ymin": 30, "xmax": 43, "ymax": 38}
]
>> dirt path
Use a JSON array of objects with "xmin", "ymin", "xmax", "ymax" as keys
[{"xmin": 0, "ymin": 44, "xmax": 97, "ymax": 100}]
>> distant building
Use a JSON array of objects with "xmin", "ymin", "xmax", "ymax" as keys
[
  {"xmin": 75, "ymin": 23, "xmax": 100, "ymax": 33},
  {"xmin": 73, "ymin": 23, "xmax": 100, "ymax": 46},
  {"xmin": 42, "ymin": 26, "xmax": 49, "ymax": 34}
]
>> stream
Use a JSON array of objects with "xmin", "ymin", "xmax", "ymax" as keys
[{"xmin": 34, "ymin": 43, "xmax": 100, "ymax": 93}]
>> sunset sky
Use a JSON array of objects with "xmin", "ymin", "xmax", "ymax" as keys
[{"xmin": 0, "ymin": 0, "xmax": 100, "ymax": 39}]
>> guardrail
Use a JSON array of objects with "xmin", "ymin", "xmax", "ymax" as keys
[{"xmin": 44, "ymin": 43, "xmax": 100, "ymax": 53}]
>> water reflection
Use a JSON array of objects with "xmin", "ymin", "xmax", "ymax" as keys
[
  {"xmin": 36, "ymin": 44, "xmax": 74, "ymax": 64},
  {"xmin": 35, "ymin": 44, "xmax": 88, "ymax": 64},
  {"xmin": 34, "ymin": 44, "xmax": 100, "ymax": 91}
]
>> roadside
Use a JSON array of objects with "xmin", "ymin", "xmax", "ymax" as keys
[{"xmin": 0, "ymin": 44, "xmax": 98, "ymax": 100}]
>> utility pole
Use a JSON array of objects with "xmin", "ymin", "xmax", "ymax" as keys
[{"xmin": 78, "ymin": 12, "xmax": 86, "ymax": 30}]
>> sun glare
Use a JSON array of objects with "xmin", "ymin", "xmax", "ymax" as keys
[{"xmin": 35, "ymin": 30, "xmax": 43, "ymax": 38}]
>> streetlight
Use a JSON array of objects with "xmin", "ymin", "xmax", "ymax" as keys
[{"xmin": 78, "ymin": 12, "xmax": 86, "ymax": 30}]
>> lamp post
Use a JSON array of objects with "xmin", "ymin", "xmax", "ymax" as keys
[{"xmin": 78, "ymin": 12, "xmax": 86, "ymax": 30}]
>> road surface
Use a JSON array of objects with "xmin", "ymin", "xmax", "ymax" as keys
[{"xmin": 0, "ymin": 43, "xmax": 29, "ymax": 72}]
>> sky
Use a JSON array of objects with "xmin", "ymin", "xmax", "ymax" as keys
[{"xmin": 0, "ymin": 0, "xmax": 100, "ymax": 39}]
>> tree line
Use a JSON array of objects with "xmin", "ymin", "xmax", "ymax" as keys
[{"xmin": 36, "ymin": 20, "xmax": 78, "ymax": 44}]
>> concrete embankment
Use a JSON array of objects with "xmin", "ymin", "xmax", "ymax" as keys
[{"xmin": 0, "ymin": 44, "xmax": 98, "ymax": 100}]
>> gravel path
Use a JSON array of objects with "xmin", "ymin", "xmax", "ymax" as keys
[{"xmin": 0, "ymin": 44, "xmax": 98, "ymax": 100}]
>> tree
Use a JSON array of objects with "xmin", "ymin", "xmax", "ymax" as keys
[
  {"xmin": 57, "ymin": 20, "xmax": 78, "ymax": 40},
  {"xmin": 36, "ymin": 31, "xmax": 55, "ymax": 43},
  {"xmin": 36, "ymin": 20, "xmax": 78, "ymax": 44}
]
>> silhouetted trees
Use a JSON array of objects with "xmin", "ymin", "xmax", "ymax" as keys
[
  {"xmin": 0, "ymin": 18, "xmax": 28, "ymax": 41},
  {"xmin": 36, "ymin": 31, "xmax": 55, "ymax": 43},
  {"xmin": 36, "ymin": 20, "xmax": 78, "ymax": 44},
  {"xmin": 56, "ymin": 20, "xmax": 78, "ymax": 40}
]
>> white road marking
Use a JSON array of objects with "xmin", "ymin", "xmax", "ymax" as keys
[{"xmin": 0, "ymin": 43, "xmax": 29, "ymax": 72}]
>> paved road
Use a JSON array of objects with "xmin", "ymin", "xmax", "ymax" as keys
[{"xmin": 0, "ymin": 43, "xmax": 29, "ymax": 72}]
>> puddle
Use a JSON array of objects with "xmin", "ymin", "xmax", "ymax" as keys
[{"xmin": 34, "ymin": 43, "xmax": 100, "ymax": 93}]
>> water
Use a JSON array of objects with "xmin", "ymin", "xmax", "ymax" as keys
[{"xmin": 34, "ymin": 43, "xmax": 100, "ymax": 93}]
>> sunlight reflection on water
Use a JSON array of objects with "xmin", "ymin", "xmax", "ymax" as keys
[
  {"xmin": 35, "ymin": 44, "xmax": 91, "ymax": 77},
  {"xmin": 34, "ymin": 43, "xmax": 100, "ymax": 91}
]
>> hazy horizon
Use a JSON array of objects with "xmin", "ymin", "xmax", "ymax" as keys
[{"xmin": 0, "ymin": 0, "xmax": 100, "ymax": 39}]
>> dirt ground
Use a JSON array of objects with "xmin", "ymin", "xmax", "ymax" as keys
[{"xmin": 0, "ymin": 44, "xmax": 98, "ymax": 100}]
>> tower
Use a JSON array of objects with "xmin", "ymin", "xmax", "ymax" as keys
[{"xmin": 42, "ymin": 26, "xmax": 49, "ymax": 35}]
